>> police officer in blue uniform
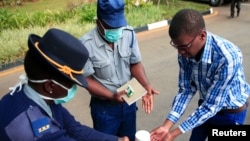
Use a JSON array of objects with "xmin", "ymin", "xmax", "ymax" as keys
[
  {"xmin": 0, "ymin": 28, "xmax": 129, "ymax": 141},
  {"xmin": 80, "ymin": 0, "xmax": 160, "ymax": 140}
]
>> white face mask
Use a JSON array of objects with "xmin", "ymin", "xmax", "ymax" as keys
[{"xmin": 29, "ymin": 79, "xmax": 77, "ymax": 104}]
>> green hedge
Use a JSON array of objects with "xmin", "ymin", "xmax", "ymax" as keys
[{"xmin": 0, "ymin": 0, "xmax": 210, "ymax": 68}]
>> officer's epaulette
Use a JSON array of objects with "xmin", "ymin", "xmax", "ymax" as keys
[{"xmin": 123, "ymin": 26, "xmax": 135, "ymax": 48}]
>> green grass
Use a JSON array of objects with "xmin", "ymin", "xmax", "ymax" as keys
[
  {"xmin": 4, "ymin": 0, "xmax": 74, "ymax": 13},
  {"xmin": 0, "ymin": 0, "xmax": 210, "ymax": 67}
]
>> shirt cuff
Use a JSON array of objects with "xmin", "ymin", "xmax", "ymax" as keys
[
  {"xmin": 167, "ymin": 111, "xmax": 181, "ymax": 123},
  {"xmin": 179, "ymin": 120, "xmax": 193, "ymax": 133}
]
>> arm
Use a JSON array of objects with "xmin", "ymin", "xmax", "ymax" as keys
[
  {"xmin": 85, "ymin": 76, "xmax": 126, "ymax": 103},
  {"xmin": 130, "ymin": 62, "xmax": 160, "ymax": 113},
  {"xmin": 150, "ymin": 119, "xmax": 175, "ymax": 141},
  {"xmin": 60, "ymin": 106, "xmax": 127, "ymax": 141},
  {"xmin": 150, "ymin": 56, "xmax": 195, "ymax": 141},
  {"xmin": 178, "ymin": 60, "xmax": 236, "ymax": 133},
  {"xmin": 175, "ymin": 39, "xmax": 242, "ymax": 133},
  {"xmin": 163, "ymin": 127, "xmax": 182, "ymax": 141}
]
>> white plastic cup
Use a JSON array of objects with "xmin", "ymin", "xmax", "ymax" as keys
[{"xmin": 135, "ymin": 130, "xmax": 150, "ymax": 141}]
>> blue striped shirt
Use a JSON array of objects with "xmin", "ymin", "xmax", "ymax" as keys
[{"xmin": 167, "ymin": 31, "xmax": 250, "ymax": 133}]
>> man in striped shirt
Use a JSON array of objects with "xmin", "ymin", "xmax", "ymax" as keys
[{"xmin": 150, "ymin": 9, "xmax": 250, "ymax": 141}]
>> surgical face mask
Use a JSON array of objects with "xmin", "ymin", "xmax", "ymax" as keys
[
  {"xmin": 98, "ymin": 20, "xmax": 123, "ymax": 42},
  {"xmin": 29, "ymin": 79, "xmax": 77, "ymax": 104},
  {"xmin": 104, "ymin": 28, "xmax": 123, "ymax": 42}
]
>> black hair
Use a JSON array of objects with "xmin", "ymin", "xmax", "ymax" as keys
[{"xmin": 169, "ymin": 9, "xmax": 205, "ymax": 39}]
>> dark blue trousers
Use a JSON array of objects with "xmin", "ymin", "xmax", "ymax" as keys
[
  {"xmin": 231, "ymin": 0, "xmax": 241, "ymax": 16},
  {"xmin": 90, "ymin": 97, "xmax": 137, "ymax": 141},
  {"xmin": 189, "ymin": 104, "xmax": 248, "ymax": 141}
]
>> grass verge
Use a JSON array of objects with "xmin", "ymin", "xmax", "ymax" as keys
[{"xmin": 0, "ymin": 0, "xmax": 210, "ymax": 69}]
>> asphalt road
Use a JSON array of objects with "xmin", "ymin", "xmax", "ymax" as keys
[{"xmin": 0, "ymin": 2, "xmax": 250, "ymax": 140}]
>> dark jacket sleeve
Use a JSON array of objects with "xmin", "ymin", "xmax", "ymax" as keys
[{"xmin": 55, "ymin": 105, "xmax": 118, "ymax": 141}]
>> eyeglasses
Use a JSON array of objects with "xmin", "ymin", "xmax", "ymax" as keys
[{"xmin": 170, "ymin": 31, "xmax": 200, "ymax": 50}]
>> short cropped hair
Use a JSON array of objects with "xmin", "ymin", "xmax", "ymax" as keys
[{"xmin": 169, "ymin": 9, "xmax": 205, "ymax": 39}]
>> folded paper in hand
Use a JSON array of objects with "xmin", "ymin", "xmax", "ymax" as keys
[{"xmin": 117, "ymin": 78, "xmax": 147, "ymax": 105}]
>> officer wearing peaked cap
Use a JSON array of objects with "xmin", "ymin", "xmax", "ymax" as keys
[{"xmin": 80, "ymin": 0, "xmax": 160, "ymax": 140}]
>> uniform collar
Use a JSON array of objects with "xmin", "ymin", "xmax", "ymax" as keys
[{"xmin": 23, "ymin": 84, "xmax": 53, "ymax": 117}]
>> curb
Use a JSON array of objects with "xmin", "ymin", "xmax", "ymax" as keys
[
  {"xmin": 0, "ymin": 8, "xmax": 214, "ymax": 72},
  {"xmin": 134, "ymin": 8, "xmax": 213, "ymax": 33},
  {"xmin": 0, "ymin": 59, "xmax": 24, "ymax": 72}
]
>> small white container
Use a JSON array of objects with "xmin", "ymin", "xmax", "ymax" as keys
[{"xmin": 135, "ymin": 130, "xmax": 150, "ymax": 141}]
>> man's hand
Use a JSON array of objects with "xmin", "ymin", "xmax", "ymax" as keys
[
  {"xmin": 113, "ymin": 90, "xmax": 127, "ymax": 103},
  {"xmin": 142, "ymin": 85, "xmax": 160, "ymax": 113},
  {"xmin": 118, "ymin": 136, "xmax": 129, "ymax": 141},
  {"xmin": 151, "ymin": 120, "xmax": 181, "ymax": 141},
  {"xmin": 162, "ymin": 132, "xmax": 175, "ymax": 141},
  {"xmin": 150, "ymin": 126, "xmax": 169, "ymax": 141}
]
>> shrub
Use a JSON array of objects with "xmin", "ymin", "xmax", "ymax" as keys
[
  {"xmin": 0, "ymin": 9, "xmax": 13, "ymax": 32},
  {"xmin": 0, "ymin": 0, "xmax": 210, "ymax": 66}
]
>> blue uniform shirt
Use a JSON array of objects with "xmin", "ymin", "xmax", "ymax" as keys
[{"xmin": 80, "ymin": 26, "xmax": 142, "ymax": 93}]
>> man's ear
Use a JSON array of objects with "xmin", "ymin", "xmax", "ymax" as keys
[
  {"xmin": 200, "ymin": 30, "xmax": 207, "ymax": 41},
  {"xmin": 43, "ymin": 80, "xmax": 53, "ymax": 94}
]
